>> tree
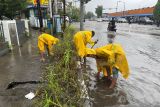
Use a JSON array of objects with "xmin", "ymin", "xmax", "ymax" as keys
[
  {"xmin": 0, "ymin": 0, "xmax": 27, "ymax": 19},
  {"xmin": 85, "ymin": 11, "xmax": 94, "ymax": 19},
  {"xmin": 66, "ymin": 4, "xmax": 80, "ymax": 22},
  {"xmin": 154, "ymin": 0, "xmax": 160, "ymax": 26},
  {"xmin": 95, "ymin": 5, "xmax": 103, "ymax": 18}
]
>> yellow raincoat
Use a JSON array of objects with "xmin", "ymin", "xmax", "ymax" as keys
[
  {"xmin": 85, "ymin": 43, "xmax": 130, "ymax": 79},
  {"xmin": 85, "ymin": 48, "xmax": 108, "ymax": 76},
  {"xmin": 38, "ymin": 33, "xmax": 59, "ymax": 54},
  {"xmin": 73, "ymin": 31, "xmax": 95, "ymax": 58}
]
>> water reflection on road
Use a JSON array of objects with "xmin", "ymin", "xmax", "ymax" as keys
[{"xmin": 0, "ymin": 30, "xmax": 41, "ymax": 107}]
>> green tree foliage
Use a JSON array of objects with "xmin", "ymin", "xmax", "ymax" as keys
[
  {"xmin": 85, "ymin": 11, "xmax": 94, "ymax": 19},
  {"xmin": 154, "ymin": 0, "xmax": 160, "ymax": 26},
  {"xmin": 154, "ymin": 0, "xmax": 160, "ymax": 20},
  {"xmin": 67, "ymin": 6, "xmax": 80, "ymax": 22},
  {"xmin": 95, "ymin": 5, "xmax": 103, "ymax": 18},
  {"xmin": 0, "ymin": 0, "xmax": 27, "ymax": 19}
]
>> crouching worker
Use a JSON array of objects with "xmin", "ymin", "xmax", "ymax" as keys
[
  {"xmin": 85, "ymin": 31, "xmax": 130, "ymax": 89},
  {"xmin": 38, "ymin": 29, "xmax": 59, "ymax": 62},
  {"xmin": 73, "ymin": 30, "xmax": 98, "ymax": 58}
]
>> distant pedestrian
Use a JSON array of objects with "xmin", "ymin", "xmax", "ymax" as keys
[
  {"xmin": 128, "ymin": 17, "xmax": 131, "ymax": 24},
  {"xmin": 108, "ymin": 18, "xmax": 117, "ymax": 32}
]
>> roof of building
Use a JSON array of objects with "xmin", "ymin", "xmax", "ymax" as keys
[{"xmin": 108, "ymin": 7, "xmax": 154, "ymax": 17}]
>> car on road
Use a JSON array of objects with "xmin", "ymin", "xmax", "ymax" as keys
[
  {"xmin": 138, "ymin": 17, "xmax": 154, "ymax": 25},
  {"xmin": 130, "ymin": 18, "xmax": 138, "ymax": 23},
  {"xmin": 102, "ymin": 18, "xmax": 109, "ymax": 22},
  {"xmin": 97, "ymin": 18, "xmax": 103, "ymax": 22},
  {"xmin": 117, "ymin": 18, "xmax": 127, "ymax": 23}
]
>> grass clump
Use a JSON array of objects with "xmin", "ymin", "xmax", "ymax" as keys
[{"xmin": 37, "ymin": 26, "xmax": 82, "ymax": 107}]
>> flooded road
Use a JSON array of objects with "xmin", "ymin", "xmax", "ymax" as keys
[
  {"xmin": 0, "ymin": 22, "xmax": 160, "ymax": 107},
  {"xmin": 0, "ymin": 30, "xmax": 42, "ymax": 107},
  {"xmin": 79, "ymin": 21, "xmax": 160, "ymax": 107}
]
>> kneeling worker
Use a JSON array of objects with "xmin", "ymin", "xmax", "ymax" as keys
[{"xmin": 38, "ymin": 29, "xmax": 59, "ymax": 62}]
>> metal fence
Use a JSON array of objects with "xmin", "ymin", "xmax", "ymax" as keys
[
  {"xmin": 16, "ymin": 20, "xmax": 27, "ymax": 46},
  {"xmin": 0, "ymin": 22, "xmax": 9, "ymax": 56},
  {"xmin": 0, "ymin": 22, "xmax": 5, "ymax": 42}
]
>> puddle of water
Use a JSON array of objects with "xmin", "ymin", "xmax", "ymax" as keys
[{"xmin": 0, "ymin": 29, "xmax": 42, "ymax": 107}]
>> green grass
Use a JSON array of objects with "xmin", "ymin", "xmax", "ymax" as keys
[{"xmin": 36, "ymin": 26, "xmax": 82, "ymax": 107}]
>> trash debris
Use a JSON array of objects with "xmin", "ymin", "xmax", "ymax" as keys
[{"xmin": 25, "ymin": 92, "xmax": 35, "ymax": 100}]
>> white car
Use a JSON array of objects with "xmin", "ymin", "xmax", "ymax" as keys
[
  {"xmin": 102, "ymin": 18, "xmax": 109, "ymax": 22},
  {"xmin": 117, "ymin": 18, "xmax": 127, "ymax": 23},
  {"xmin": 97, "ymin": 18, "xmax": 103, "ymax": 22}
]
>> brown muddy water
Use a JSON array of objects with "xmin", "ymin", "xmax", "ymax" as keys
[{"xmin": 78, "ymin": 21, "xmax": 160, "ymax": 107}]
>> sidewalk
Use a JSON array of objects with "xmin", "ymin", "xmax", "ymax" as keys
[{"xmin": 0, "ymin": 29, "xmax": 42, "ymax": 107}]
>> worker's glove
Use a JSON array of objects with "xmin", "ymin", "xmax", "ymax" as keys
[
  {"xmin": 50, "ymin": 52, "xmax": 54, "ymax": 56},
  {"xmin": 40, "ymin": 58, "xmax": 45, "ymax": 62},
  {"xmin": 95, "ymin": 39, "xmax": 99, "ymax": 44}
]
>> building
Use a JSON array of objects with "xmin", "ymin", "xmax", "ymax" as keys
[
  {"xmin": 108, "ymin": 7, "xmax": 154, "ymax": 18},
  {"xmin": 23, "ymin": 1, "xmax": 49, "ymax": 28}
]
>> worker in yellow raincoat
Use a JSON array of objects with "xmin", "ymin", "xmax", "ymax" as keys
[
  {"xmin": 86, "ymin": 31, "xmax": 130, "ymax": 89},
  {"xmin": 38, "ymin": 29, "xmax": 59, "ymax": 62},
  {"xmin": 73, "ymin": 31, "xmax": 98, "ymax": 58}
]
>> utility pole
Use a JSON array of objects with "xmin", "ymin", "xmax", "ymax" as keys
[
  {"xmin": 37, "ymin": 0, "xmax": 43, "ymax": 29},
  {"xmin": 80, "ymin": 0, "xmax": 84, "ymax": 30},
  {"xmin": 116, "ymin": 1, "xmax": 125, "ymax": 16},
  {"xmin": 49, "ymin": 0, "xmax": 53, "ymax": 35},
  {"xmin": 63, "ymin": 0, "xmax": 66, "ymax": 30},
  {"xmin": 123, "ymin": 2, "xmax": 126, "ymax": 16},
  {"xmin": 54, "ymin": 0, "xmax": 58, "ymax": 14},
  {"xmin": 49, "ymin": 0, "xmax": 53, "ymax": 18},
  {"xmin": 80, "ymin": 0, "xmax": 91, "ymax": 30},
  {"xmin": 116, "ymin": 1, "xmax": 119, "ymax": 12}
]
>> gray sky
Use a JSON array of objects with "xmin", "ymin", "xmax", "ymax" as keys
[{"xmin": 84, "ymin": 0, "xmax": 158, "ymax": 14}]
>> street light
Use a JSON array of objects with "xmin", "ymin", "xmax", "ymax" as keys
[{"xmin": 116, "ymin": 1, "xmax": 126, "ymax": 16}]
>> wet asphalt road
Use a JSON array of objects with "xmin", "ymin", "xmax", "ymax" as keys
[
  {"xmin": 75, "ymin": 21, "xmax": 160, "ymax": 107},
  {"xmin": 0, "ymin": 30, "xmax": 42, "ymax": 107}
]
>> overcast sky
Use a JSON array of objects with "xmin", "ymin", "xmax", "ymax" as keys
[{"xmin": 83, "ymin": 0, "xmax": 158, "ymax": 14}]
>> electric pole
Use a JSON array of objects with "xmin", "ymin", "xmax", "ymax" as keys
[
  {"xmin": 80, "ymin": 0, "xmax": 91, "ymax": 31},
  {"xmin": 80, "ymin": 0, "xmax": 84, "ymax": 30},
  {"xmin": 37, "ymin": 0, "xmax": 43, "ymax": 29},
  {"xmin": 49, "ymin": 0, "xmax": 54, "ymax": 35},
  {"xmin": 63, "ymin": 0, "xmax": 66, "ymax": 30},
  {"xmin": 54, "ymin": 0, "xmax": 58, "ymax": 14}
]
